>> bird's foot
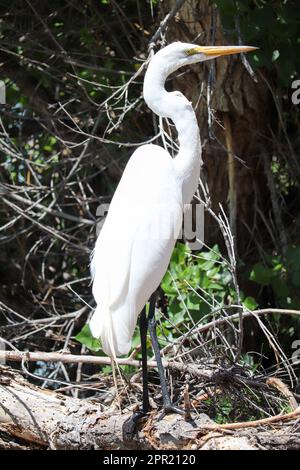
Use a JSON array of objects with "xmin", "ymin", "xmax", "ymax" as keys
[{"xmin": 157, "ymin": 402, "xmax": 185, "ymax": 420}]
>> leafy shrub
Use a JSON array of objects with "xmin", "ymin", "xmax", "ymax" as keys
[{"xmin": 250, "ymin": 245, "xmax": 300, "ymax": 309}]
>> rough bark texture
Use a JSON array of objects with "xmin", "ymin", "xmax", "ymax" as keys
[
  {"xmin": 0, "ymin": 365, "xmax": 213, "ymax": 450},
  {"xmin": 0, "ymin": 366, "xmax": 299, "ymax": 450}
]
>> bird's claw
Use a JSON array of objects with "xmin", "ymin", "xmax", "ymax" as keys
[{"xmin": 157, "ymin": 403, "xmax": 185, "ymax": 420}]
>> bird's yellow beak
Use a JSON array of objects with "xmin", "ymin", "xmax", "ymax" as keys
[{"xmin": 186, "ymin": 45, "xmax": 258, "ymax": 57}]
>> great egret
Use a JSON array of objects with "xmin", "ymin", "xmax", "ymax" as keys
[{"xmin": 90, "ymin": 42, "xmax": 256, "ymax": 414}]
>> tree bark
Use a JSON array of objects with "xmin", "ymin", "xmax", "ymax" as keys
[
  {"xmin": 0, "ymin": 365, "xmax": 299, "ymax": 450},
  {"xmin": 0, "ymin": 365, "xmax": 213, "ymax": 450}
]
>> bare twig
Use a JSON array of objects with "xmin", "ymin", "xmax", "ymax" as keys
[
  {"xmin": 196, "ymin": 406, "xmax": 300, "ymax": 431},
  {"xmin": 149, "ymin": 0, "xmax": 187, "ymax": 48}
]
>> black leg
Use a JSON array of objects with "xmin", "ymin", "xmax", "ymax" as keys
[
  {"xmin": 139, "ymin": 305, "xmax": 150, "ymax": 414},
  {"xmin": 148, "ymin": 293, "xmax": 170, "ymax": 408},
  {"xmin": 122, "ymin": 306, "xmax": 149, "ymax": 439},
  {"xmin": 148, "ymin": 293, "xmax": 184, "ymax": 415}
]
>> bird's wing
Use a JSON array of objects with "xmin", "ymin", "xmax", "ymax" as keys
[
  {"xmin": 92, "ymin": 143, "xmax": 182, "ymax": 307},
  {"xmin": 90, "ymin": 144, "xmax": 182, "ymax": 355}
]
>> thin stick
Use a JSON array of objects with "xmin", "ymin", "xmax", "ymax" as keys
[
  {"xmin": 161, "ymin": 307, "xmax": 300, "ymax": 356},
  {"xmin": 149, "ymin": 0, "xmax": 187, "ymax": 48},
  {"xmin": 196, "ymin": 406, "xmax": 300, "ymax": 431},
  {"xmin": 266, "ymin": 377, "xmax": 298, "ymax": 411},
  {"xmin": 0, "ymin": 351, "xmax": 150, "ymax": 366},
  {"xmin": 0, "ymin": 351, "xmax": 205, "ymax": 376}
]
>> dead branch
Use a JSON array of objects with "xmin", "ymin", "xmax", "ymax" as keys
[
  {"xmin": 0, "ymin": 364, "xmax": 223, "ymax": 450},
  {"xmin": 161, "ymin": 307, "xmax": 300, "ymax": 355},
  {"xmin": 197, "ymin": 406, "xmax": 300, "ymax": 432},
  {"xmin": 266, "ymin": 377, "xmax": 298, "ymax": 411},
  {"xmin": 0, "ymin": 351, "xmax": 213, "ymax": 385}
]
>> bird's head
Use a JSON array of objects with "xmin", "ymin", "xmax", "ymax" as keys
[
  {"xmin": 144, "ymin": 41, "xmax": 257, "ymax": 117},
  {"xmin": 155, "ymin": 41, "xmax": 257, "ymax": 70}
]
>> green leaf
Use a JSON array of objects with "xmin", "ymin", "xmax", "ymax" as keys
[
  {"xmin": 207, "ymin": 283, "xmax": 224, "ymax": 291},
  {"xmin": 173, "ymin": 311, "xmax": 186, "ymax": 325},
  {"xmin": 168, "ymin": 300, "xmax": 182, "ymax": 315},
  {"xmin": 186, "ymin": 293, "xmax": 200, "ymax": 310},
  {"xmin": 243, "ymin": 296, "xmax": 258, "ymax": 310},
  {"xmin": 161, "ymin": 271, "xmax": 177, "ymax": 295},
  {"xmin": 220, "ymin": 271, "xmax": 232, "ymax": 285},
  {"xmin": 206, "ymin": 267, "xmax": 220, "ymax": 278},
  {"xmin": 250, "ymin": 263, "xmax": 273, "ymax": 285},
  {"xmin": 199, "ymin": 260, "xmax": 217, "ymax": 270},
  {"xmin": 75, "ymin": 324, "xmax": 101, "ymax": 352}
]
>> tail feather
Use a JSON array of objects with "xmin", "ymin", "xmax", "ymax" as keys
[
  {"xmin": 89, "ymin": 306, "xmax": 132, "ymax": 412},
  {"xmin": 89, "ymin": 306, "xmax": 132, "ymax": 358}
]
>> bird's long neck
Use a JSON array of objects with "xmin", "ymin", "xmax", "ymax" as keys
[{"xmin": 143, "ymin": 56, "xmax": 202, "ymax": 204}]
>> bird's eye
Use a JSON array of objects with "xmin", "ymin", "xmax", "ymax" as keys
[
  {"xmin": 172, "ymin": 91, "xmax": 184, "ymax": 98},
  {"xmin": 185, "ymin": 47, "xmax": 200, "ymax": 56}
]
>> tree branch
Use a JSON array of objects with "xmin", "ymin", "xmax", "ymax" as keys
[{"xmin": 0, "ymin": 351, "xmax": 212, "ymax": 380}]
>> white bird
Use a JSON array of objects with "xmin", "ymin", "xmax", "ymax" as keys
[{"xmin": 90, "ymin": 42, "xmax": 256, "ymax": 414}]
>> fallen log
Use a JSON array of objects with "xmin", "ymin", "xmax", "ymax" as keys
[
  {"xmin": 0, "ymin": 365, "xmax": 213, "ymax": 450},
  {"xmin": 0, "ymin": 365, "xmax": 299, "ymax": 450}
]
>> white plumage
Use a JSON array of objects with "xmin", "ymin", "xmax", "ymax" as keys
[
  {"xmin": 89, "ymin": 42, "xmax": 257, "ymax": 359},
  {"xmin": 90, "ymin": 144, "xmax": 182, "ymax": 357}
]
